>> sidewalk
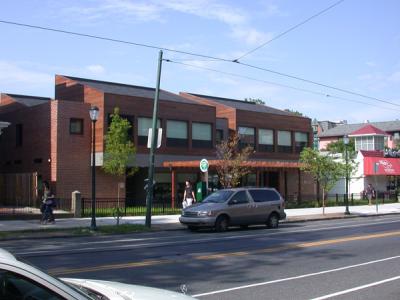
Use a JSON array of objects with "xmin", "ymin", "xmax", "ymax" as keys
[{"xmin": 1, "ymin": 203, "xmax": 399, "ymax": 233}]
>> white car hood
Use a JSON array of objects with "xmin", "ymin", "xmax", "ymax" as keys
[{"xmin": 62, "ymin": 278, "xmax": 196, "ymax": 300}]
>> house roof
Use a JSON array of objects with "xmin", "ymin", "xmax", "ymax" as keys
[
  {"xmin": 318, "ymin": 120, "xmax": 400, "ymax": 138},
  {"xmin": 62, "ymin": 75, "xmax": 197, "ymax": 105},
  {"xmin": 360, "ymin": 150, "xmax": 384, "ymax": 157},
  {"xmin": 2, "ymin": 93, "xmax": 51, "ymax": 107},
  {"xmin": 349, "ymin": 124, "xmax": 389, "ymax": 136},
  {"xmin": 186, "ymin": 93, "xmax": 302, "ymax": 117}
]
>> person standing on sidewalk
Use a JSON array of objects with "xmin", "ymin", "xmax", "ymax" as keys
[
  {"xmin": 182, "ymin": 180, "xmax": 196, "ymax": 209},
  {"xmin": 366, "ymin": 183, "xmax": 375, "ymax": 205},
  {"xmin": 41, "ymin": 181, "xmax": 56, "ymax": 224}
]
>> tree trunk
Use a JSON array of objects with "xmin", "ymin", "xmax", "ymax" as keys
[
  {"xmin": 316, "ymin": 180, "xmax": 321, "ymax": 206},
  {"xmin": 322, "ymin": 187, "xmax": 326, "ymax": 215}
]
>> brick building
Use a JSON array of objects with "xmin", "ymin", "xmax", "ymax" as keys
[{"xmin": 0, "ymin": 75, "xmax": 315, "ymax": 206}]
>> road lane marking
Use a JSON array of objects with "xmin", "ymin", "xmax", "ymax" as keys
[
  {"xmin": 15, "ymin": 218, "xmax": 400, "ymax": 256},
  {"xmin": 49, "ymin": 230, "xmax": 400, "ymax": 276},
  {"xmin": 310, "ymin": 275, "xmax": 400, "ymax": 300},
  {"xmin": 193, "ymin": 255, "xmax": 400, "ymax": 298}
]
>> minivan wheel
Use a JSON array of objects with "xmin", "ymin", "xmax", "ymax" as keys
[
  {"xmin": 215, "ymin": 215, "xmax": 229, "ymax": 232},
  {"xmin": 267, "ymin": 213, "xmax": 279, "ymax": 229}
]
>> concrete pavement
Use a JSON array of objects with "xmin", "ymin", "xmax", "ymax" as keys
[{"xmin": 1, "ymin": 202, "xmax": 399, "ymax": 233}]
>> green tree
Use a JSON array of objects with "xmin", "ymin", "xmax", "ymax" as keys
[
  {"xmin": 326, "ymin": 139, "xmax": 355, "ymax": 155},
  {"xmin": 300, "ymin": 148, "xmax": 345, "ymax": 214},
  {"xmin": 215, "ymin": 133, "xmax": 254, "ymax": 188},
  {"xmin": 284, "ymin": 109, "xmax": 305, "ymax": 117},
  {"xmin": 244, "ymin": 98, "xmax": 265, "ymax": 105}
]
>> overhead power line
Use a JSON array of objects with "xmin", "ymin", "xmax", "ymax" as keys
[
  {"xmin": 234, "ymin": 0, "xmax": 345, "ymax": 61},
  {"xmin": 1, "ymin": 19, "xmax": 398, "ymax": 108},
  {"xmin": 165, "ymin": 59, "xmax": 400, "ymax": 112},
  {"xmin": 0, "ymin": 19, "xmax": 233, "ymax": 63}
]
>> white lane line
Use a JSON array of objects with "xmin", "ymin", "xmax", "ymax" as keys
[
  {"xmin": 193, "ymin": 255, "xmax": 400, "ymax": 298},
  {"xmin": 16, "ymin": 218, "xmax": 400, "ymax": 256},
  {"xmin": 310, "ymin": 275, "xmax": 400, "ymax": 300}
]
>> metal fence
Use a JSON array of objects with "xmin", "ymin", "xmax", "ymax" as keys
[
  {"xmin": 0, "ymin": 198, "xmax": 72, "ymax": 218},
  {"xmin": 81, "ymin": 197, "xmax": 181, "ymax": 217}
]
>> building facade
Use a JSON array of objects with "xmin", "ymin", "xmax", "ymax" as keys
[{"xmin": 0, "ymin": 75, "xmax": 315, "ymax": 206}]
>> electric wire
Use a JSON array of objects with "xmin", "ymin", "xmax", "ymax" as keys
[
  {"xmin": 165, "ymin": 59, "xmax": 400, "ymax": 112},
  {"xmin": 0, "ymin": 19, "xmax": 398, "ymax": 108},
  {"xmin": 234, "ymin": 0, "xmax": 345, "ymax": 61}
]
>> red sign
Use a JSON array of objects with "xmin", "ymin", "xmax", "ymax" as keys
[{"xmin": 364, "ymin": 157, "xmax": 400, "ymax": 175}]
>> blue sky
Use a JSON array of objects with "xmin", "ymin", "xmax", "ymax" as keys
[{"xmin": 1, "ymin": 0, "xmax": 399, "ymax": 123}]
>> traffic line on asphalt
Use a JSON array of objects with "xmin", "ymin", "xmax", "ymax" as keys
[
  {"xmin": 309, "ymin": 275, "xmax": 400, "ymax": 300},
  {"xmin": 16, "ymin": 217, "xmax": 400, "ymax": 257},
  {"xmin": 49, "ymin": 230, "xmax": 400, "ymax": 276},
  {"xmin": 193, "ymin": 255, "xmax": 400, "ymax": 298}
]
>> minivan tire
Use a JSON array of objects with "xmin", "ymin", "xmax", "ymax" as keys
[
  {"xmin": 267, "ymin": 213, "xmax": 279, "ymax": 229},
  {"xmin": 215, "ymin": 215, "xmax": 229, "ymax": 232}
]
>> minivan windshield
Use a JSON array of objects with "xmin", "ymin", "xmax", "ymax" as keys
[{"xmin": 203, "ymin": 190, "xmax": 234, "ymax": 203}]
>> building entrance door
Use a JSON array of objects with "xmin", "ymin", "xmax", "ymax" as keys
[{"xmin": 264, "ymin": 171, "xmax": 279, "ymax": 190}]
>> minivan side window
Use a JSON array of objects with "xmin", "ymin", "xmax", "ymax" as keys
[
  {"xmin": 249, "ymin": 189, "xmax": 280, "ymax": 202},
  {"xmin": 230, "ymin": 191, "xmax": 249, "ymax": 204}
]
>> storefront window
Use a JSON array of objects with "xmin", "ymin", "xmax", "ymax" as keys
[
  {"xmin": 167, "ymin": 120, "xmax": 188, "ymax": 147},
  {"xmin": 278, "ymin": 130, "xmax": 292, "ymax": 153},
  {"xmin": 295, "ymin": 132, "xmax": 308, "ymax": 153},
  {"xmin": 238, "ymin": 126, "xmax": 255, "ymax": 149},
  {"xmin": 192, "ymin": 122, "xmax": 212, "ymax": 148},
  {"xmin": 259, "ymin": 129, "xmax": 274, "ymax": 152}
]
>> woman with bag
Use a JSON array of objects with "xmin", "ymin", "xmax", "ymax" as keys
[{"xmin": 182, "ymin": 180, "xmax": 196, "ymax": 209}]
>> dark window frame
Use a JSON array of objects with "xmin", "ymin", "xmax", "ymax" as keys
[
  {"xmin": 238, "ymin": 126, "xmax": 255, "ymax": 149},
  {"xmin": 258, "ymin": 128, "xmax": 274, "ymax": 152},
  {"xmin": 69, "ymin": 118, "xmax": 84, "ymax": 135},
  {"xmin": 192, "ymin": 122, "xmax": 213, "ymax": 149},
  {"xmin": 166, "ymin": 119, "xmax": 188, "ymax": 148},
  {"xmin": 137, "ymin": 117, "xmax": 162, "ymax": 146}
]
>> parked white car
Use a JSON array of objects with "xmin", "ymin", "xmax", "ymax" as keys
[{"xmin": 0, "ymin": 248, "xmax": 196, "ymax": 299}]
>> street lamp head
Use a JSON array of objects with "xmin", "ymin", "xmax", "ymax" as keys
[
  {"xmin": 89, "ymin": 106, "xmax": 99, "ymax": 122},
  {"xmin": 343, "ymin": 135, "xmax": 349, "ymax": 145}
]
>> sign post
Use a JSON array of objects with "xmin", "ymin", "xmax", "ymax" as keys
[
  {"xmin": 374, "ymin": 162, "xmax": 379, "ymax": 214},
  {"xmin": 200, "ymin": 159, "xmax": 209, "ymax": 196}
]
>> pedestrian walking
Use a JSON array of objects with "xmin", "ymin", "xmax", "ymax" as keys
[
  {"xmin": 366, "ymin": 183, "xmax": 375, "ymax": 205},
  {"xmin": 182, "ymin": 180, "xmax": 196, "ymax": 209},
  {"xmin": 40, "ymin": 181, "xmax": 56, "ymax": 224}
]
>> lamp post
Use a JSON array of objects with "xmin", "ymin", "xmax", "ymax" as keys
[
  {"xmin": 343, "ymin": 135, "xmax": 350, "ymax": 215},
  {"xmin": 89, "ymin": 106, "xmax": 99, "ymax": 230}
]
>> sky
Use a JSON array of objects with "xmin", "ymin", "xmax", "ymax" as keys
[{"xmin": 0, "ymin": 0, "xmax": 399, "ymax": 123}]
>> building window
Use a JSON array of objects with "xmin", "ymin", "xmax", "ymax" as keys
[
  {"xmin": 192, "ymin": 122, "xmax": 212, "ymax": 148},
  {"xmin": 295, "ymin": 132, "xmax": 308, "ymax": 153},
  {"xmin": 216, "ymin": 129, "xmax": 224, "ymax": 144},
  {"xmin": 138, "ymin": 117, "xmax": 161, "ymax": 146},
  {"xmin": 69, "ymin": 118, "xmax": 84, "ymax": 135},
  {"xmin": 238, "ymin": 126, "xmax": 255, "ymax": 149},
  {"xmin": 259, "ymin": 129, "xmax": 274, "ymax": 152},
  {"xmin": 277, "ymin": 130, "xmax": 292, "ymax": 153},
  {"xmin": 166, "ymin": 120, "xmax": 188, "ymax": 147},
  {"xmin": 16, "ymin": 124, "xmax": 23, "ymax": 147},
  {"xmin": 374, "ymin": 136, "xmax": 385, "ymax": 151},
  {"xmin": 355, "ymin": 136, "xmax": 374, "ymax": 151}
]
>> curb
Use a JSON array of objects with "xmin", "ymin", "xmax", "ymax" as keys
[{"xmin": 1, "ymin": 212, "xmax": 399, "ymax": 241}]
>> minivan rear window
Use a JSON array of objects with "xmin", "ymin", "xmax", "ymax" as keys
[
  {"xmin": 203, "ymin": 190, "xmax": 234, "ymax": 203},
  {"xmin": 249, "ymin": 189, "xmax": 280, "ymax": 202}
]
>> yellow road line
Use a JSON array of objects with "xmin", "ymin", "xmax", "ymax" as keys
[{"xmin": 49, "ymin": 230, "xmax": 400, "ymax": 276}]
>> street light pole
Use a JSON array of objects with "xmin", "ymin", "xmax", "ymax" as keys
[
  {"xmin": 343, "ymin": 135, "xmax": 350, "ymax": 215},
  {"xmin": 89, "ymin": 106, "xmax": 99, "ymax": 230}
]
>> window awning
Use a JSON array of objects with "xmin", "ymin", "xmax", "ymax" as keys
[
  {"xmin": 364, "ymin": 157, "xmax": 400, "ymax": 175},
  {"xmin": 162, "ymin": 160, "xmax": 303, "ymax": 169}
]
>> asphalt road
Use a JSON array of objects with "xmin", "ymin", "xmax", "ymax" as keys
[{"xmin": 2, "ymin": 215, "xmax": 400, "ymax": 299}]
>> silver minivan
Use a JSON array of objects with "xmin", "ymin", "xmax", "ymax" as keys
[{"xmin": 179, "ymin": 187, "xmax": 286, "ymax": 231}]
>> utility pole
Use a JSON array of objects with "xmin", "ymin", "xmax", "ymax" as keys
[{"xmin": 145, "ymin": 50, "xmax": 163, "ymax": 228}]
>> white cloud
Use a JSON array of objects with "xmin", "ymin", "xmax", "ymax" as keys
[
  {"xmin": 86, "ymin": 64, "xmax": 106, "ymax": 75},
  {"xmin": 0, "ymin": 61, "xmax": 53, "ymax": 87},
  {"xmin": 231, "ymin": 27, "xmax": 273, "ymax": 46},
  {"xmin": 365, "ymin": 61, "xmax": 378, "ymax": 67},
  {"xmin": 388, "ymin": 71, "xmax": 400, "ymax": 82}
]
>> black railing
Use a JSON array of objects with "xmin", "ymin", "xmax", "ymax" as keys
[
  {"xmin": 81, "ymin": 197, "xmax": 182, "ymax": 217},
  {"xmin": 0, "ymin": 198, "xmax": 73, "ymax": 218}
]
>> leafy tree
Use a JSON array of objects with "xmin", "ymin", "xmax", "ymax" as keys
[
  {"xmin": 300, "ymin": 148, "xmax": 345, "ymax": 214},
  {"xmin": 103, "ymin": 107, "xmax": 138, "ymax": 177},
  {"xmin": 326, "ymin": 139, "xmax": 355, "ymax": 155},
  {"xmin": 244, "ymin": 98, "xmax": 265, "ymax": 105},
  {"xmin": 215, "ymin": 133, "xmax": 254, "ymax": 188},
  {"xmin": 284, "ymin": 109, "xmax": 304, "ymax": 116}
]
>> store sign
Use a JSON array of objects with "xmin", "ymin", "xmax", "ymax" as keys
[
  {"xmin": 364, "ymin": 157, "xmax": 400, "ymax": 175},
  {"xmin": 200, "ymin": 159, "xmax": 209, "ymax": 173}
]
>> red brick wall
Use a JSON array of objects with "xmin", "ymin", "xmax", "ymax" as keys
[
  {"xmin": 0, "ymin": 102, "xmax": 51, "ymax": 182},
  {"xmin": 52, "ymin": 100, "xmax": 123, "ymax": 199}
]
